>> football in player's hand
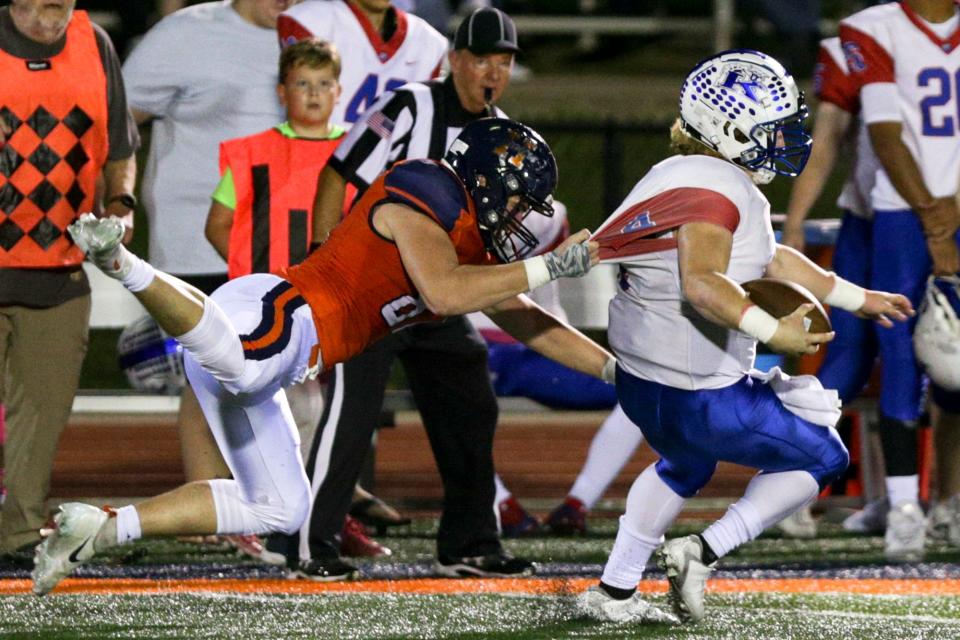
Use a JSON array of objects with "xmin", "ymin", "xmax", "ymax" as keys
[{"xmin": 742, "ymin": 278, "xmax": 832, "ymax": 333}]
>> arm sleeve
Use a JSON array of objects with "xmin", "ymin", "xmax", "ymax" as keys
[
  {"xmin": 814, "ymin": 44, "xmax": 858, "ymax": 114},
  {"xmin": 121, "ymin": 17, "xmax": 185, "ymax": 118},
  {"xmin": 93, "ymin": 23, "xmax": 139, "ymax": 160},
  {"xmin": 839, "ymin": 24, "xmax": 894, "ymax": 89},
  {"xmin": 328, "ymin": 89, "xmax": 418, "ymax": 190}
]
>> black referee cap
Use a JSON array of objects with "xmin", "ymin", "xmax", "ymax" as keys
[{"xmin": 453, "ymin": 8, "xmax": 520, "ymax": 56}]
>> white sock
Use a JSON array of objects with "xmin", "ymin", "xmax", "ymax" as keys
[
  {"xmin": 701, "ymin": 500, "xmax": 762, "ymax": 559},
  {"xmin": 115, "ymin": 505, "xmax": 143, "ymax": 544},
  {"xmin": 94, "ymin": 505, "xmax": 142, "ymax": 551},
  {"xmin": 569, "ymin": 405, "xmax": 643, "ymax": 508},
  {"xmin": 886, "ymin": 475, "xmax": 919, "ymax": 507},
  {"xmin": 600, "ymin": 517, "xmax": 661, "ymax": 590},
  {"xmin": 702, "ymin": 470, "xmax": 818, "ymax": 558},
  {"xmin": 600, "ymin": 464, "xmax": 686, "ymax": 589},
  {"xmin": 96, "ymin": 244, "xmax": 155, "ymax": 292}
]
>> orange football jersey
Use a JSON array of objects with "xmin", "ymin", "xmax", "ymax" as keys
[{"xmin": 284, "ymin": 159, "xmax": 493, "ymax": 369}]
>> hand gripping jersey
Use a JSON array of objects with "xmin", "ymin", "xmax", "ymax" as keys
[
  {"xmin": 278, "ymin": 0, "xmax": 447, "ymax": 128},
  {"xmin": 597, "ymin": 155, "xmax": 776, "ymax": 390},
  {"xmin": 283, "ymin": 159, "xmax": 492, "ymax": 369},
  {"xmin": 841, "ymin": 3, "xmax": 960, "ymax": 210},
  {"xmin": 815, "ymin": 37, "xmax": 879, "ymax": 219}
]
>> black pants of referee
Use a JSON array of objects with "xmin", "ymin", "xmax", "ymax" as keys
[{"xmin": 278, "ymin": 316, "xmax": 503, "ymax": 562}]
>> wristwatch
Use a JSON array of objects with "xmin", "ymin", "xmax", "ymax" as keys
[{"xmin": 107, "ymin": 193, "xmax": 138, "ymax": 210}]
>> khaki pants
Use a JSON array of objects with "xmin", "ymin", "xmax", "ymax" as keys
[{"xmin": 0, "ymin": 295, "xmax": 90, "ymax": 552}]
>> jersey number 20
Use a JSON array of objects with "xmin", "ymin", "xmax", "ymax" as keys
[
  {"xmin": 346, "ymin": 74, "xmax": 407, "ymax": 123},
  {"xmin": 919, "ymin": 67, "xmax": 960, "ymax": 137}
]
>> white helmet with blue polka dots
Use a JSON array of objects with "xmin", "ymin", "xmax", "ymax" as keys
[{"xmin": 678, "ymin": 49, "xmax": 812, "ymax": 184}]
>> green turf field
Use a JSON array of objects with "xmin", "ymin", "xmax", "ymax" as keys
[{"xmin": 3, "ymin": 514, "xmax": 959, "ymax": 639}]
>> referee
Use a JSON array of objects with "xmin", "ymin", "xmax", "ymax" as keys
[{"xmin": 292, "ymin": 8, "xmax": 531, "ymax": 580}]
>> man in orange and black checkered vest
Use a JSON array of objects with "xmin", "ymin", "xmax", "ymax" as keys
[{"xmin": 0, "ymin": 0, "xmax": 138, "ymax": 563}]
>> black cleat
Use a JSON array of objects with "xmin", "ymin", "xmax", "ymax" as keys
[
  {"xmin": 289, "ymin": 556, "xmax": 359, "ymax": 582},
  {"xmin": 434, "ymin": 551, "xmax": 536, "ymax": 578}
]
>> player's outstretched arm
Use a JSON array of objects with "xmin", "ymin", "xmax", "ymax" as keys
[
  {"xmin": 485, "ymin": 294, "xmax": 616, "ymax": 382},
  {"xmin": 379, "ymin": 204, "xmax": 596, "ymax": 316},
  {"xmin": 766, "ymin": 244, "xmax": 914, "ymax": 327}
]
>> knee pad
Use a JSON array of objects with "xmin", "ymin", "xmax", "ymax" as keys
[{"xmin": 208, "ymin": 479, "xmax": 310, "ymax": 536}]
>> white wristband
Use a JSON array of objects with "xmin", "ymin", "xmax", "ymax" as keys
[
  {"xmin": 601, "ymin": 357, "xmax": 617, "ymax": 384},
  {"xmin": 523, "ymin": 255, "xmax": 552, "ymax": 291},
  {"xmin": 824, "ymin": 275, "xmax": 866, "ymax": 312},
  {"xmin": 739, "ymin": 304, "xmax": 779, "ymax": 343}
]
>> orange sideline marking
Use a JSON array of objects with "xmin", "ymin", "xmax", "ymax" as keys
[{"xmin": 2, "ymin": 578, "xmax": 959, "ymax": 597}]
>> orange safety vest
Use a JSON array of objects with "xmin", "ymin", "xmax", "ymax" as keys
[
  {"xmin": 221, "ymin": 128, "xmax": 356, "ymax": 279},
  {"xmin": 0, "ymin": 11, "xmax": 108, "ymax": 269}
]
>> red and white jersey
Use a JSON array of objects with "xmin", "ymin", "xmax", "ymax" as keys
[
  {"xmin": 816, "ymin": 37, "xmax": 879, "ymax": 219},
  {"xmin": 600, "ymin": 155, "xmax": 775, "ymax": 390},
  {"xmin": 278, "ymin": 1, "xmax": 447, "ymax": 129},
  {"xmin": 840, "ymin": 3, "xmax": 960, "ymax": 210}
]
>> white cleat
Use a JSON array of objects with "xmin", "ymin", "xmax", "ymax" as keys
[
  {"xmin": 656, "ymin": 535, "xmax": 715, "ymax": 623},
  {"xmin": 32, "ymin": 503, "xmax": 108, "ymax": 596},
  {"xmin": 884, "ymin": 500, "xmax": 926, "ymax": 563},
  {"xmin": 843, "ymin": 497, "xmax": 888, "ymax": 534},
  {"xmin": 774, "ymin": 504, "xmax": 817, "ymax": 539},
  {"xmin": 575, "ymin": 586, "xmax": 679, "ymax": 624},
  {"xmin": 67, "ymin": 213, "xmax": 124, "ymax": 259}
]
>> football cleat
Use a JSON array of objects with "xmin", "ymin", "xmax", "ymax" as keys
[
  {"xmin": 434, "ymin": 550, "xmax": 536, "ymax": 578},
  {"xmin": 223, "ymin": 534, "xmax": 287, "ymax": 566},
  {"xmin": 656, "ymin": 535, "xmax": 716, "ymax": 623},
  {"xmin": 576, "ymin": 585, "xmax": 679, "ymax": 624},
  {"xmin": 289, "ymin": 556, "xmax": 359, "ymax": 582},
  {"xmin": 774, "ymin": 504, "xmax": 817, "ymax": 539},
  {"xmin": 884, "ymin": 500, "xmax": 926, "ymax": 563},
  {"xmin": 67, "ymin": 213, "xmax": 124, "ymax": 258},
  {"xmin": 843, "ymin": 497, "xmax": 888, "ymax": 534},
  {"xmin": 339, "ymin": 515, "xmax": 391, "ymax": 558},
  {"xmin": 545, "ymin": 496, "xmax": 588, "ymax": 536},
  {"xmin": 32, "ymin": 503, "xmax": 109, "ymax": 596},
  {"xmin": 498, "ymin": 496, "xmax": 541, "ymax": 537}
]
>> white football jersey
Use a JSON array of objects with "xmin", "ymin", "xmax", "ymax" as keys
[
  {"xmin": 603, "ymin": 155, "xmax": 776, "ymax": 390},
  {"xmin": 841, "ymin": 3, "xmax": 960, "ymax": 210},
  {"xmin": 816, "ymin": 37, "xmax": 879, "ymax": 219},
  {"xmin": 278, "ymin": 0, "xmax": 448, "ymax": 129}
]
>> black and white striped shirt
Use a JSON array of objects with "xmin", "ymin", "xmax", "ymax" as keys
[{"xmin": 328, "ymin": 76, "xmax": 506, "ymax": 191}]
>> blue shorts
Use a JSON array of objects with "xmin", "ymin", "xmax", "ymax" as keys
[
  {"xmin": 616, "ymin": 367, "xmax": 849, "ymax": 497},
  {"xmin": 871, "ymin": 209, "xmax": 960, "ymax": 420}
]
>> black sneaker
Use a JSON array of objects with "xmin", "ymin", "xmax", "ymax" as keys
[
  {"xmin": 434, "ymin": 551, "xmax": 536, "ymax": 578},
  {"xmin": 289, "ymin": 556, "xmax": 359, "ymax": 582}
]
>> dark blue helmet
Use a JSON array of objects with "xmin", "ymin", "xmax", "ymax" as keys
[{"xmin": 445, "ymin": 118, "xmax": 558, "ymax": 263}]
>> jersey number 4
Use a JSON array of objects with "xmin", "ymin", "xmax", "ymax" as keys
[
  {"xmin": 919, "ymin": 67, "xmax": 960, "ymax": 137},
  {"xmin": 346, "ymin": 74, "xmax": 408, "ymax": 123}
]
